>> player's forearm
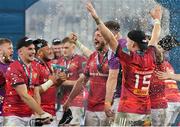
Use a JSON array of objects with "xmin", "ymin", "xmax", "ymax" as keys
[
  {"xmin": 170, "ymin": 74, "xmax": 180, "ymax": 81},
  {"xmin": 105, "ymin": 80, "xmax": 117, "ymax": 103},
  {"xmin": 20, "ymin": 93, "xmax": 44, "ymax": 115},
  {"xmin": 34, "ymin": 87, "xmax": 41, "ymax": 104},
  {"xmin": 148, "ymin": 20, "xmax": 161, "ymax": 46},
  {"xmin": 105, "ymin": 70, "xmax": 119, "ymax": 103},
  {"xmin": 67, "ymin": 76, "xmax": 86, "ymax": 102},
  {"xmin": 61, "ymin": 80, "xmax": 76, "ymax": 86},
  {"xmin": 76, "ymin": 40, "xmax": 93, "ymax": 57}
]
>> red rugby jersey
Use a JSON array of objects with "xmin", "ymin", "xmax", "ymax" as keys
[
  {"xmin": 84, "ymin": 51, "xmax": 109, "ymax": 111},
  {"xmin": 116, "ymin": 45, "xmax": 156, "ymax": 114},
  {"xmin": 3, "ymin": 61, "xmax": 39, "ymax": 117},
  {"xmin": 57, "ymin": 54, "xmax": 87, "ymax": 107},
  {"xmin": 164, "ymin": 61, "xmax": 180, "ymax": 102},
  {"xmin": 35, "ymin": 60, "xmax": 56, "ymax": 116},
  {"xmin": 150, "ymin": 61, "xmax": 168, "ymax": 109}
]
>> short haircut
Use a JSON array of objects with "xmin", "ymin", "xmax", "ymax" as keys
[
  {"xmin": 0, "ymin": 38, "xmax": 12, "ymax": 46},
  {"xmin": 52, "ymin": 38, "xmax": 62, "ymax": 45},
  {"xmin": 104, "ymin": 20, "xmax": 120, "ymax": 32},
  {"xmin": 61, "ymin": 37, "xmax": 75, "ymax": 45}
]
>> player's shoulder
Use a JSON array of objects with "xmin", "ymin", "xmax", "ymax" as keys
[
  {"xmin": 9, "ymin": 60, "xmax": 21, "ymax": 68},
  {"xmin": 89, "ymin": 51, "xmax": 97, "ymax": 58}
]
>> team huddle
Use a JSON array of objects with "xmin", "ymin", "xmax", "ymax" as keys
[{"xmin": 0, "ymin": 1, "xmax": 179, "ymax": 126}]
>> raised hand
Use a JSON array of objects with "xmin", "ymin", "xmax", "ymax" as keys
[
  {"xmin": 86, "ymin": 2, "xmax": 99, "ymax": 20},
  {"xmin": 150, "ymin": 5, "xmax": 162, "ymax": 20},
  {"xmin": 69, "ymin": 32, "xmax": 78, "ymax": 43}
]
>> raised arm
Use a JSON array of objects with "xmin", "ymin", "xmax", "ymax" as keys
[
  {"xmin": 86, "ymin": 2, "xmax": 118, "ymax": 52},
  {"xmin": 69, "ymin": 33, "xmax": 93, "ymax": 57},
  {"xmin": 148, "ymin": 5, "xmax": 162, "ymax": 46}
]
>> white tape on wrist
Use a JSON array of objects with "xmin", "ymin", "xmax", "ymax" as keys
[
  {"xmin": 41, "ymin": 80, "xmax": 53, "ymax": 91},
  {"xmin": 154, "ymin": 19, "xmax": 161, "ymax": 25}
]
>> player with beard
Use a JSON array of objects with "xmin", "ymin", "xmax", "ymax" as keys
[
  {"xmin": 51, "ymin": 38, "xmax": 63, "ymax": 60},
  {"xmin": 33, "ymin": 39, "xmax": 66, "ymax": 126},
  {"xmin": 3, "ymin": 37, "xmax": 53, "ymax": 126},
  {"xmin": 63, "ymin": 28, "xmax": 111, "ymax": 126},
  {"xmin": 0, "ymin": 38, "xmax": 13, "ymax": 126},
  {"xmin": 86, "ymin": 2, "xmax": 162, "ymax": 126},
  {"xmin": 68, "ymin": 22, "xmax": 124, "ymax": 121}
]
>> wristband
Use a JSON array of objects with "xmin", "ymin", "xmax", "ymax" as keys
[
  {"xmin": 41, "ymin": 80, "xmax": 53, "ymax": 91},
  {"xmin": 105, "ymin": 101, "xmax": 111, "ymax": 107},
  {"xmin": 76, "ymin": 40, "xmax": 82, "ymax": 48},
  {"xmin": 94, "ymin": 17, "xmax": 101, "ymax": 25},
  {"xmin": 154, "ymin": 19, "xmax": 161, "ymax": 25}
]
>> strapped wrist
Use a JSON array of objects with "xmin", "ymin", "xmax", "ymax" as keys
[
  {"xmin": 41, "ymin": 80, "xmax": 53, "ymax": 91},
  {"xmin": 154, "ymin": 19, "xmax": 161, "ymax": 25},
  {"xmin": 94, "ymin": 17, "xmax": 101, "ymax": 25},
  {"xmin": 76, "ymin": 40, "xmax": 82, "ymax": 48},
  {"xmin": 105, "ymin": 101, "xmax": 112, "ymax": 107}
]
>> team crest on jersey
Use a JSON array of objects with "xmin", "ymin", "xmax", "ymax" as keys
[
  {"xmin": 89, "ymin": 61, "xmax": 95, "ymax": 67},
  {"xmin": 70, "ymin": 63, "xmax": 78, "ymax": 68},
  {"xmin": 33, "ymin": 73, "xmax": 37, "ymax": 79}
]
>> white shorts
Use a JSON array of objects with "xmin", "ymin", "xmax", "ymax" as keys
[
  {"xmin": 70, "ymin": 106, "xmax": 83, "ymax": 125},
  {"xmin": 113, "ymin": 112, "xmax": 151, "ymax": 126},
  {"xmin": 151, "ymin": 108, "xmax": 166, "ymax": 126},
  {"xmin": 0, "ymin": 116, "xmax": 3, "ymax": 126},
  {"xmin": 85, "ymin": 110, "xmax": 110, "ymax": 126},
  {"xmin": 4, "ymin": 116, "xmax": 30, "ymax": 126},
  {"xmin": 165, "ymin": 102, "xmax": 180, "ymax": 125}
]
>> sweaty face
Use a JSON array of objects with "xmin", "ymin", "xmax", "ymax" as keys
[
  {"xmin": 1, "ymin": 43, "xmax": 13, "ymax": 62},
  {"xmin": 93, "ymin": 30, "xmax": 106, "ymax": 51},
  {"xmin": 52, "ymin": 44, "xmax": 63, "ymax": 58},
  {"xmin": 62, "ymin": 42, "xmax": 75, "ymax": 58},
  {"xmin": 20, "ymin": 44, "xmax": 35, "ymax": 63}
]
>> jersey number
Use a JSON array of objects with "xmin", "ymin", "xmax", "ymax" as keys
[{"xmin": 134, "ymin": 74, "xmax": 152, "ymax": 95}]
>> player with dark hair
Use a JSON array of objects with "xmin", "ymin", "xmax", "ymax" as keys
[
  {"xmin": 86, "ymin": 2, "xmax": 162, "ymax": 126},
  {"xmin": 3, "ymin": 37, "xmax": 53, "ymax": 126}
]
